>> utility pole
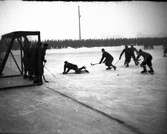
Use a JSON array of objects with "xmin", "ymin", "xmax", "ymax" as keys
[{"xmin": 78, "ymin": 5, "xmax": 81, "ymax": 40}]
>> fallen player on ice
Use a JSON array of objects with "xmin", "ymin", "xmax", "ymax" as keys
[{"xmin": 62, "ymin": 61, "xmax": 89, "ymax": 74}]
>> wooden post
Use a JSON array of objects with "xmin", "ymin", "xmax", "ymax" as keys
[
  {"xmin": 38, "ymin": 32, "xmax": 41, "ymax": 43},
  {"xmin": 78, "ymin": 6, "xmax": 81, "ymax": 40}
]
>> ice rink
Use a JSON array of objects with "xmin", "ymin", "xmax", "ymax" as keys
[{"xmin": 45, "ymin": 45, "xmax": 167, "ymax": 134}]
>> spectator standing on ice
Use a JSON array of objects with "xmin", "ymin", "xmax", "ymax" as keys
[
  {"xmin": 22, "ymin": 38, "xmax": 30, "ymax": 79},
  {"xmin": 163, "ymin": 45, "xmax": 167, "ymax": 57},
  {"xmin": 136, "ymin": 49, "xmax": 154, "ymax": 74},
  {"xmin": 34, "ymin": 43, "xmax": 48, "ymax": 85},
  {"xmin": 119, "ymin": 45, "xmax": 131, "ymax": 67},
  {"xmin": 129, "ymin": 45, "xmax": 139, "ymax": 65},
  {"xmin": 99, "ymin": 48, "xmax": 116, "ymax": 70},
  {"xmin": 63, "ymin": 61, "xmax": 89, "ymax": 74},
  {"xmin": 29, "ymin": 44, "xmax": 36, "ymax": 80}
]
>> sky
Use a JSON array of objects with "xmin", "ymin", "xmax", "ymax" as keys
[{"xmin": 0, "ymin": 1, "xmax": 167, "ymax": 40}]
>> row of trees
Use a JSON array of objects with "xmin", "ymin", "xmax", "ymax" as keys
[
  {"xmin": 43, "ymin": 37, "xmax": 167, "ymax": 49},
  {"xmin": 0, "ymin": 37, "xmax": 167, "ymax": 50}
]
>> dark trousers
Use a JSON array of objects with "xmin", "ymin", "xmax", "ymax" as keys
[
  {"xmin": 124, "ymin": 57, "xmax": 131, "ymax": 67},
  {"xmin": 140, "ymin": 57, "xmax": 153, "ymax": 72}
]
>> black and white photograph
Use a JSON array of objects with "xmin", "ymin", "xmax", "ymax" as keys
[{"xmin": 0, "ymin": 0, "xmax": 167, "ymax": 134}]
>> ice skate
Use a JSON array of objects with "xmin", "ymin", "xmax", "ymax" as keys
[
  {"xmin": 106, "ymin": 67, "xmax": 111, "ymax": 70},
  {"xmin": 113, "ymin": 66, "xmax": 116, "ymax": 70},
  {"xmin": 141, "ymin": 70, "xmax": 147, "ymax": 74},
  {"xmin": 148, "ymin": 70, "xmax": 154, "ymax": 74},
  {"xmin": 125, "ymin": 64, "xmax": 129, "ymax": 67},
  {"xmin": 148, "ymin": 68, "xmax": 154, "ymax": 74},
  {"xmin": 85, "ymin": 70, "xmax": 89, "ymax": 73}
]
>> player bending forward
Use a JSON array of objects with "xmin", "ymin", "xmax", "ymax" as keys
[{"xmin": 136, "ymin": 49, "xmax": 154, "ymax": 74}]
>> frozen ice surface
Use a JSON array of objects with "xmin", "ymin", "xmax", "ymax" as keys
[{"xmin": 45, "ymin": 45, "xmax": 167, "ymax": 134}]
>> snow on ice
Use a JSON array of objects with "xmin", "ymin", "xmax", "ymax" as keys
[{"xmin": 44, "ymin": 45, "xmax": 166, "ymax": 134}]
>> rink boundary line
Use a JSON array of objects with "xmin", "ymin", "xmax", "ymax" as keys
[{"xmin": 46, "ymin": 86, "xmax": 145, "ymax": 134}]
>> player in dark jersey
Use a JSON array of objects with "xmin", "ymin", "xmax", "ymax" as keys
[
  {"xmin": 136, "ymin": 49, "xmax": 154, "ymax": 74},
  {"xmin": 99, "ymin": 48, "xmax": 116, "ymax": 70},
  {"xmin": 63, "ymin": 61, "xmax": 89, "ymax": 74},
  {"xmin": 119, "ymin": 45, "xmax": 131, "ymax": 67}
]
